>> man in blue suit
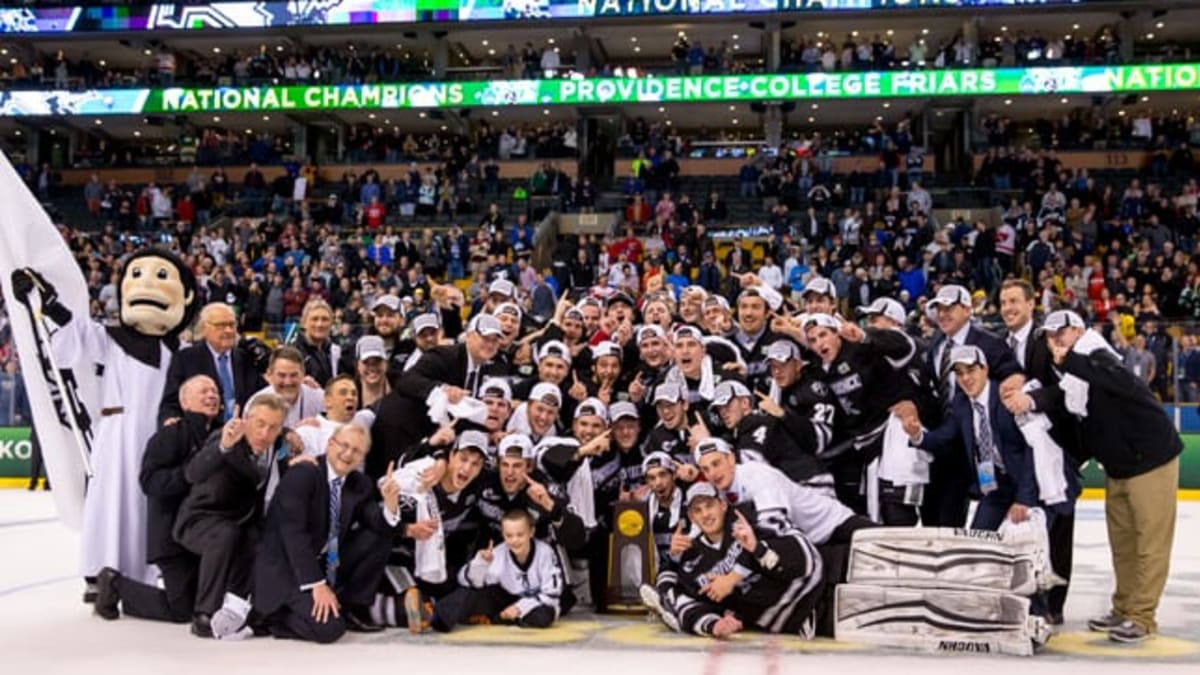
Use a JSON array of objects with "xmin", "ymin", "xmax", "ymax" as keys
[
  {"xmin": 904, "ymin": 345, "xmax": 1037, "ymax": 530},
  {"xmin": 923, "ymin": 285, "xmax": 1023, "ymax": 527}
]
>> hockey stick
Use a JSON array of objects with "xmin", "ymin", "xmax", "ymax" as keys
[{"xmin": 24, "ymin": 292, "xmax": 95, "ymax": 477}]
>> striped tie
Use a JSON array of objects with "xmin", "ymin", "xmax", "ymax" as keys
[
  {"xmin": 326, "ymin": 477, "xmax": 342, "ymax": 586},
  {"xmin": 938, "ymin": 341, "xmax": 955, "ymax": 405}
]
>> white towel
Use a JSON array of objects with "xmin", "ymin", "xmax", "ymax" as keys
[
  {"xmin": 1072, "ymin": 328, "xmax": 1120, "ymax": 359},
  {"xmin": 425, "ymin": 386, "xmax": 489, "ymax": 426},
  {"xmin": 1014, "ymin": 412, "xmax": 1069, "ymax": 506},
  {"xmin": 646, "ymin": 486, "xmax": 683, "ymax": 531},
  {"xmin": 878, "ymin": 413, "xmax": 932, "ymax": 487},
  {"xmin": 666, "ymin": 355, "xmax": 718, "ymax": 400},
  {"xmin": 388, "ymin": 457, "xmax": 447, "ymax": 584},
  {"xmin": 566, "ymin": 461, "xmax": 597, "ymax": 529},
  {"xmin": 998, "ymin": 507, "xmax": 1068, "ymax": 591},
  {"xmin": 1059, "ymin": 373, "xmax": 1090, "ymax": 417}
]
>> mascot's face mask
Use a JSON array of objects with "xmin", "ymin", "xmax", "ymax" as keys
[{"xmin": 120, "ymin": 254, "xmax": 194, "ymax": 336}]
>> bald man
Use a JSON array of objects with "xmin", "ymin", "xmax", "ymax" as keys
[
  {"xmin": 159, "ymin": 303, "xmax": 266, "ymax": 424},
  {"xmin": 94, "ymin": 375, "xmax": 222, "ymax": 624}
]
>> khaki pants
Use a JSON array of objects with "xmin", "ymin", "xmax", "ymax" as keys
[{"xmin": 1105, "ymin": 456, "xmax": 1179, "ymax": 633}]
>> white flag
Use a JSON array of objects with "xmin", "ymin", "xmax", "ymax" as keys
[{"xmin": 0, "ymin": 152, "xmax": 98, "ymax": 528}]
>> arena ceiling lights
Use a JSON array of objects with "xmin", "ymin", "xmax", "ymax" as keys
[
  {"xmin": 0, "ymin": 63, "xmax": 1189, "ymax": 116},
  {"xmin": 0, "ymin": 0, "xmax": 1087, "ymax": 33}
]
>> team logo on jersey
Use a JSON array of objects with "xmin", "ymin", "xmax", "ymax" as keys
[
  {"xmin": 809, "ymin": 381, "xmax": 829, "ymax": 397},
  {"xmin": 837, "ymin": 362, "xmax": 851, "ymax": 374}
]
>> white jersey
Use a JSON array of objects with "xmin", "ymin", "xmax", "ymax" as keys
[
  {"xmin": 727, "ymin": 460, "xmax": 855, "ymax": 546},
  {"xmin": 460, "ymin": 539, "xmax": 565, "ymax": 619}
]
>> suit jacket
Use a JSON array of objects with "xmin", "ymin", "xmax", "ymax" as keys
[
  {"xmin": 159, "ymin": 342, "xmax": 265, "ymax": 424},
  {"xmin": 139, "ymin": 411, "xmax": 216, "ymax": 563},
  {"xmin": 368, "ymin": 343, "xmax": 506, "ymax": 479},
  {"xmin": 1011, "ymin": 321, "xmax": 1084, "ymax": 465},
  {"xmin": 173, "ymin": 430, "xmax": 288, "ymax": 540},
  {"xmin": 918, "ymin": 381, "xmax": 1039, "ymax": 507},
  {"xmin": 253, "ymin": 457, "xmax": 398, "ymax": 614},
  {"xmin": 929, "ymin": 324, "xmax": 1022, "ymax": 402}
]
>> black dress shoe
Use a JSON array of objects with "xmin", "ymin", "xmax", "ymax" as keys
[
  {"xmin": 93, "ymin": 567, "xmax": 120, "ymax": 620},
  {"xmin": 191, "ymin": 613, "xmax": 214, "ymax": 638},
  {"xmin": 344, "ymin": 605, "xmax": 385, "ymax": 633},
  {"xmin": 82, "ymin": 578, "xmax": 98, "ymax": 604}
]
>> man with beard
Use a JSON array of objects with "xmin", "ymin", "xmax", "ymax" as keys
[{"xmin": 710, "ymin": 379, "xmax": 834, "ymax": 495}]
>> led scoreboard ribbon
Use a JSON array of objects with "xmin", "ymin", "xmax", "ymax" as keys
[
  {"xmin": 0, "ymin": 0, "xmax": 1087, "ymax": 33},
  {"xmin": 0, "ymin": 64, "xmax": 1192, "ymax": 117}
]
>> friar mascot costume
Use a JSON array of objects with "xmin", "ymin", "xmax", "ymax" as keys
[{"xmin": 12, "ymin": 248, "xmax": 198, "ymax": 600}]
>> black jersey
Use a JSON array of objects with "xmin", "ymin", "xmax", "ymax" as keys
[
  {"xmin": 647, "ymin": 487, "xmax": 687, "ymax": 563},
  {"xmin": 641, "ymin": 424, "xmax": 694, "ymax": 468},
  {"xmin": 813, "ymin": 327, "xmax": 917, "ymax": 449},
  {"xmin": 476, "ymin": 469, "xmax": 587, "ymax": 551},
  {"xmin": 590, "ymin": 445, "xmax": 647, "ymax": 530},
  {"xmin": 729, "ymin": 410, "xmax": 829, "ymax": 484},
  {"xmin": 660, "ymin": 514, "xmax": 825, "ymax": 637}
]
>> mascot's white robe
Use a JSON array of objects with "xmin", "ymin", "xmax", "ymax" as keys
[{"xmin": 53, "ymin": 319, "xmax": 171, "ymax": 585}]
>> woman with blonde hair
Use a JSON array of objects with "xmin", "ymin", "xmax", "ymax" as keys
[{"xmin": 295, "ymin": 297, "xmax": 341, "ymax": 386}]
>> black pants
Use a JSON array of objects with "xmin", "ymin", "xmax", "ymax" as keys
[
  {"xmin": 1047, "ymin": 511, "xmax": 1075, "ymax": 616},
  {"xmin": 176, "ymin": 518, "xmax": 257, "ymax": 614},
  {"xmin": 27, "ymin": 429, "xmax": 45, "ymax": 488},
  {"xmin": 583, "ymin": 526, "xmax": 611, "ymax": 612},
  {"xmin": 432, "ymin": 585, "xmax": 555, "ymax": 632},
  {"xmin": 920, "ymin": 456, "xmax": 971, "ymax": 527},
  {"xmin": 117, "ymin": 554, "xmax": 199, "ymax": 623},
  {"xmin": 878, "ymin": 479, "xmax": 920, "ymax": 526},
  {"xmin": 268, "ymin": 589, "xmax": 346, "ymax": 644}
]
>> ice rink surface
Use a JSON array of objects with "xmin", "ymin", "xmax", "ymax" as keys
[{"xmin": 2, "ymin": 490, "xmax": 1198, "ymax": 674}]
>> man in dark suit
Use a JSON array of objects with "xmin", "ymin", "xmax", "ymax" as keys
[
  {"xmin": 159, "ymin": 303, "xmax": 265, "ymax": 424},
  {"xmin": 922, "ymin": 284, "xmax": 1022, "ymax": 527},
  {"xmin": 369, "ymin": 314, "xmax": 505, "ymax": 479},
  {"xmin": 254, "ymin": 424, "xmax": 403, "ymax": 643},
  {"xmin": 93, "ymin": 375, "xmax": 221, "ymax": 623},
  {"xmin": 173, "ymin": 393, "xmax": 289, "ymax": 638},
  {"xmin": 996, "ymin": 279, "xmax": 1083, "ymax": 625},
  {"xmin": 905, "ymin": 346, "xmax": 1039, "ymax": 530}
]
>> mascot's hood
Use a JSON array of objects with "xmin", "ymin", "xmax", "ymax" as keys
[{"xmin": 110, "ymin": 247, "xmax": 198, "ymax": 367}]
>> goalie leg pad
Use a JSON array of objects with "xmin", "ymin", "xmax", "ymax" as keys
[
  {"xmin": 834, "ymin": 583, "xmax": 1043, "ymax": 656},
  {"xmin": 846, "ymin": 527, "xmax": 1037, "ymax": 595}
]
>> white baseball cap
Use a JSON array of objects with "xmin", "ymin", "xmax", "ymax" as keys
[
  {"xmin": 487, "ymin": 279, "xmax": 516, "ymax": 298},
  {"xmin": 479, "ymin": 377, "xmax": 513, "ymax": 403},
  {"xmin": 1038, "ymin": 310, "xmax": 1086, "ymax": 334},
  {"xmin": 691, "ymin": 437, "xmax": 734, "ymax": 465},
  {"xmin": 468, "ymin": 314, "xmax": 504, "ymax": 338},
  {"xmin": 652, "ymin": 382, "xmax": 684, "ymax": 405},
  {"xmin": 529, "ymin": 382, "xmax": 563, "ymax": 408},
  {"xmin": 609, "ymin": 401, "xmax": 639, "ymax": 422},
  {"xmin": 948, "ymin": 344, "xmax": 988, "ymax": 369},
  {"xmin": 536, "ymin": 340, "xmax": 572, "ymax": 366},
  {"xmin": 591, "ymin": 341, "xmax": 622, "ymax": 361},
  {"xmin": 573, "ymin": 397, "xmax": 609, "ymax": 423},
  {"xmin": 802, "ymin": 313, "xmax": 842, "ymax": 331},
  {"xmin": 455, "ymin": 430, "xmax": 490, "ymax": 453},
  {"xmin": 928, "ymin": 284, "xmax": 972, "ymax": 308},
  {"xmin": 637, "ymin": 324, "xmax": 667, "ymax": 344},
  {"xmin": 685, "ymin": 481, "xmax": 720, "ymax": 507},
  {"xmin": 803, "ymin": 277, "xmax": 837, "ymax": 299},
  {"xmin": 766, "ymin": 340, "xmax": 802, "ymax": 363},
  {"xmin": 372, "ymin": 295, "xmax": 401, "ymax": 313},
  {"xmin": 412, "ymin": 313, "xmax": 441, "ymax": 335},
  {"xmin": 356, "ymin": 335, "xmax": 387, "ymax": 362},
  {"xmin": 641, "ymin": 451, "xmax": 677, "ymax": 475},
  {"xmin": 858, "ymin": 297, "xmax": 907, "ymax": 325},
  {"xmin": 710, "ymin": 380, "xmax": 752, "ymax": 408},
  {"xmin": 497, "ymin": 434, "xmax": 534, "ymax": 460}
]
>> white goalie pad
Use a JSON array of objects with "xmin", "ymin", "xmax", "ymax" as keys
[
  {"xmin": 834, "ymin": 583, "xmax": 1050, "ymax": 657},
  {"xmin": 846, "ymin": 527, "xmax": 1063, "ymax": 595}
]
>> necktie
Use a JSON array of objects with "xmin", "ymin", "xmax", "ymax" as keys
[
  {"xmin": 938, "ymin": 341, "xmax": 955, "ymax": 404},
  {"xmin": 971, "ymin": 401, "xmax": 1003, "ymax": 470},
  {"xmin": 217, "ymin": 353, "xmax": 236, "ymax": 421},
  {"xmin": 326, "ymin": 477, "xmax": 342, "ymax": 586},
  {"xmin": 466, "ymin": 368, "xmax": 479, "ymax": 397},
  {"xmin": 1007, "ymin": 335, "xmax": 1024, "ymax": 368},
  {"xmin": 725, "ymin": 491, "xmax": 739, "ymax": 505}
]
